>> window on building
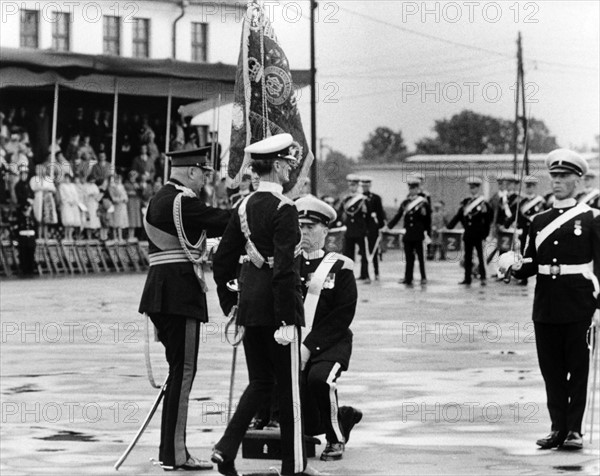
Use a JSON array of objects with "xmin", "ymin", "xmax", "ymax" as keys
[
  {"xmin": 132, "ymin": 18, "xmax": 150, "ymax": 58},
  {"xmin": 191, "ymin": 22, "xmax": 208, "ymax": 62},
  {"xmin": 103, "ymin": 16, "xmax": 121, "ymax": 55},
  {"xmin": 52, "ymin": 11, "xmax": 70, "ymax": 51},
  {"xmin": 20, "ymin": 10, "xmax": 39, "ymax": 48}
]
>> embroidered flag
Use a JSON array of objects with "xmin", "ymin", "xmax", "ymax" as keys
[{"xmin": 227, "ymin": 1, "xmax": 313, "ymax": 197}]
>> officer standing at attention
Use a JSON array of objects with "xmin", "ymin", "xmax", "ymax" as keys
[
  {"xmin": 138, "ymin": 147, "xmax": 231, "ymax": 471},
  {"xmin": 384, "ymin": 177, "xmax": 431, "ymax": 285},
  {"xmin": 211, "ymin": 134, "xmax": 314, "ymax": 476},
  {"xmin": 447, "ymin": 177, "xmax": 492, "ymax": 286},
  {"xmin": 340, "ymin": 174, "xmax": 370, "ymax": 282},
  {"xmin": 295, "ymin": 195, "xmax": 363, "ymax": 462},
  {"xmin": 499, "ymin": 149, "xmax": 600, "ymax": 451},
  {"xmin": 360, "ymin": 176, "xmax": 386, "ymax": 281},
  {"xmin": 577, "ymin": 170, "xmax": 600, "ymax": 209}
]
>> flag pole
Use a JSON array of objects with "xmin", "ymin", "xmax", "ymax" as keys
[{"xmin": 309, "ymin": 0, "xmax": 317, "ymax": 195}]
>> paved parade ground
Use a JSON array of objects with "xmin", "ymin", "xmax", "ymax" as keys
[{"xmin": 1, "ymin": 251, "xmax": 599, "ymax": 476}]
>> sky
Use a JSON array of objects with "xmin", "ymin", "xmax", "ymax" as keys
[{"xmin": 269, "ymin": 1, "xmax": 600, "ymax": 159}]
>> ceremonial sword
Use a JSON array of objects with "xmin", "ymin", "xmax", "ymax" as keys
[{"xmin": 225, "ymin": 279, "xmax": 244, "ymax": 422}]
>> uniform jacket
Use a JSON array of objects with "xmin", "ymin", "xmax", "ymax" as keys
[
  {"xmin": 138, "ymin": 180, "xmax": 231, "ymax": 321},
  {"xmin": 513, "ymin": 200, "xmax": 600, "ymax": 323},
  {"xmin": 363, "ymin": 191, "xmax": 386, "ymax": 235},
  {"xmin": 506, "ymin": 194, "xmax": 546, "ymax": 230},
  {"xmin": 577, "ymin": 188, "xmax": 600, "ymax": 210},
  {"xmin": 300, "ymin": 251, "xmax": 356, "ymax": 370},
  {"xmin": 388, "ymin": 195, "xmax": 431, "ymax": 242},
  {"xmin": 448, "ymin": 195, "xmax": 492, "ymax": 241},
  {"xmin": 339, "ymin": 193, "xmax": 368, "ymax": 238},
  {"xmin": 213, "ymin": 182, "xmax": 305, "ymax": 327}
]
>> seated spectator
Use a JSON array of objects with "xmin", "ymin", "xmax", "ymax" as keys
[
  {"xmin": 78, "ymin": 134, "xmax": 97, "ymax": 163},
  {"xmin": 30, "ymin": 165, "xmax": 58, "ymax": 239},
  {"xmin": 89, "ymin": 151, "xmax": 112, "ymax": 184},
  {"xmin": 125, "ymin": 170, "xmax": 142, "ymax": 239},
  {"xmin": 131, "ymin": 144, "xmax": 155, "ymax": 179},
  {"xmin": 14, "ymin": 165, "xmax": 33, "ymax": 209},
  {"xmin": 65, "ymin": 133, "xmax": 81, "ymax": 163}
]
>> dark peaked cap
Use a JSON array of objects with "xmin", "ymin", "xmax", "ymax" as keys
[{"xmin": 167, "ymin": 146, "xmax": 213, "ymax": 170}]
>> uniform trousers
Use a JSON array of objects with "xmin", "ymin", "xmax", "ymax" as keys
[
  {"xmin": 148, "ymin": 313, "xmax": 200, "ymax": 467},
  {"xmin": 343, "ymin": 235, "xmax": 368, "ymax": 279},
  {"xmin": 215, "ymin": 326, "xmax": 306, "ymax": 476},
  {"xmin": 366, "ymin": 232, "xmax": 380, "ymax": 277},
  {"xmin": 403, "ymin": 238, "xmax": 426, "ymax": 282},
  {"xmin": 302, "ymin": 360, "xmax": 345, "ymax": 444},
  {"xmin": 534, "ymin": 320, "xmax": 591, "ymax": 433},
  {"xmin": 463, "ymin": 237, "xmax": 486, "ymax": 282}
]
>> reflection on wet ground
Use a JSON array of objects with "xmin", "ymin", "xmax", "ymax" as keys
[{"xmin": 36, "ymin": 431, "xmax": 97, "ymax": 442}]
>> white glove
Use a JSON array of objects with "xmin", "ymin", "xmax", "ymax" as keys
[
  {"xmin": 498, "ymin": 251, "xmax": 524, "ymax": 276},
  {"xmin": 274, "ymin": 325, "xmax": 297, "ymax": 346},
  {"xmin": 424, "ymin": 233, "xmax": 432, "ymax": 245},
  {"xmin": 300, "ymin": 344, "xmax": 311, "ymax": 371}
]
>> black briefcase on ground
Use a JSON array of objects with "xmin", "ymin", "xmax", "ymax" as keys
[{"xmin": 241, "ymin": 430, "xmax": 321, "ymax": 459}]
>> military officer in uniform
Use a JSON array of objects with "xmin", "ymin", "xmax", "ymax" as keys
[
  {"xmin": 447, "ymin": 177, "xmax": 492, "ymax": 285},
  {"xmin": 384, "ymin": 177, "xmax": 431, "ymax": 285},
  {"xmin": 360, "ymin": 176, "xmax": 386, "ymax": 280},
  {"xmin": 577, "ymin": 170, "xmax": 600, "ymax": 209},
  {"xmin": 211, "ymin": 134, "xmax": 311, "ymax": 476},
  {"xmin": 340, "ymin": 174, "xmax": 370, "ymax": 282},
  {"xmin": 413, "ymin": 172, "xmax": 432, "ymax": 205},
  {"xmin": 499, "ymin": 149, "xmax": 600, "ymax": 451},
  {"xmin": 295, "ymin": 195, "xmax": 363, "ymax": 462},
  {"xmin": 138, "ymin": 147, "xmax": 231, "ymax": 471}
]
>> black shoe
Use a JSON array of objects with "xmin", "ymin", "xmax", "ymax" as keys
[
  {"xmin": 211, "ymin": 450, "xmax": 238, "ymax": 476},
  {"xmin": 320, "ymin": 441, "xmax": 344, "ymax": 461},
  {"xmin": 517, "ymin": 279, "xmax": 528, "ymax": 286},
  {"xmin": 480, "ymin": 279, "xmax": 487, "ymax": 286},
  {"xmin": 399, "ymin": 279, "xmax": 412, "ymax": 285},
  {"xmin": 536, "ymin": 431, "xmax": 567, "ymax": 449},
  {"xmin": 561, "ymin": 431, "xmax": 583, "ymax": 450},
  {"xmin": 162, "ymin": 455, "xmax": 213, "ymax": 471},
  {"xmin": 420, "ymin": 279, "xmax": 427, "ymax": 285},
  {"xmin": 339, "ymin": 406, "xmax": 362, "ymax": 444},
  {"xmin": 458, "ymin": 280, "xmax": 471, "ymax": 285}
]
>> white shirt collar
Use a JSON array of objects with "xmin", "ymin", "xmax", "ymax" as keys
[
  {"xmin": 302, "ymin": 249, "xmax": 325, "ymax": 260},
  {"xmin": 257, "ymin": 181, "xmax": 283, "ymax": 194},
  {"xmin": 553, "ymin": 197, "xmax": 577, "ymax": 208}
]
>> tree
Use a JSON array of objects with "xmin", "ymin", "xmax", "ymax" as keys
[
  {"xmin": 317, "ymin": 149, "xmax": 354, "ymax": 197},
  {"xmin": 359, "ymin": 127, "xmax": 408, "ymax": 163},
  {"xmin": 415, "ymin": 110, "xmax": 558, "ymax": 154}
]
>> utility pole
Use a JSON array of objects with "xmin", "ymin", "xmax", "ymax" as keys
[
  {"xmin": 513, "ymin": 32, "xmax": 529, "ymax": 175},
  {"xmin": 310, "ymin": 0, "xmax": 318, "ymax": 195}
]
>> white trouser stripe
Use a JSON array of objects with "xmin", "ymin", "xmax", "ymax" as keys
[
  {"xmin": 326, "ymin": 362, "xmax": 344, "ymax": 443},
  {"xmin": 290, "ymin": 327, "xmax": 304, "ymax": 473}
]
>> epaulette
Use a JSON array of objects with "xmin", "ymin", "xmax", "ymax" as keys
[
  {"xmin": 271, "ymin": 192, "xmax": 295, "ymax": 209},
  {"xmin": 328, "ymin": 252, "xmax": 354, "ymax": 271}
]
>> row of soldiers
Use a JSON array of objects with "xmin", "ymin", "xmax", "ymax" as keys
[{"xmin": 335, "ymin": 168, "xmax": 599, "ymax": 286}]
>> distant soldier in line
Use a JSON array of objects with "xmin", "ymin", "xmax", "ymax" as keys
[
  {"xmin": 413, "ymin": 172, "xmax": 432, "ymax": 205},
  {"xmin": 499, "ymin": 149, "xmax": 600, "ymax": 451},
  {"xmin": 360, "ymin": 176, "xmax": 386, "ymax": 281},
  {"xmin": 508, "ymin": 176, "xmax": 546, "ymax": 285},
  {"xmin": 447, "ymin": 177, "xmax": 492, "ymax": 286},
  {"xmin": 428, "ymin": 200, "xmax": 448, "ymax": 261},
  {"xmin": 340, "ymin": 174, "xmax": 370, "ymax": 282},
  {"xmin": 384, "ymin": 177, "xmax": 431, "ymax": 285},
  {"xmin": 577, "ymin": 170, "xmax": 600, "ymax": 209},
  {"xmin": 139, "ymin": 147, "xmax": 231, "ymax": 471},
  {"xmin": 295, "ymin": 195, "xmax": 363, "ymax": 462}
]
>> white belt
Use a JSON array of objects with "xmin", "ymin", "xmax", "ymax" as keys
[
  {"xmin": 538, "ymin": 263, "xmax": 592, "ymax": 276},
  {"xmin": 149, "ymin": 249, "xmax": 201, "ymax": 266},
  {"xmin": 539, "ymin": 262, "xmax": 599, "ymax": 297},
  {"xmin": 19, "ymin": 230, "xmax": 35, "ymax": 237}
]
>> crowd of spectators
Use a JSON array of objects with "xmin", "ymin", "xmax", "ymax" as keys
[{"xmin": 0, "ymin": 103, "xmax": 216, "ymax": 243}]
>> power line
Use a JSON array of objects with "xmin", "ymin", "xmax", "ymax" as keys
[{"xmin": 340, "ymin": 6, "xmax": 600, "ymax": 74}]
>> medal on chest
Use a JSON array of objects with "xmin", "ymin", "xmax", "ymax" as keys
[
  {"xmin": 574, "ymin": 220, "xmax": 582, "ymax": 236},
  {"xmin": 323, "ymin": 273, "xmax": 336, "ymax": 289}
]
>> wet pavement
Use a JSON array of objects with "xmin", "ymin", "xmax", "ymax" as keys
[{"xmin": 1, "ymin": 251, "xmax": 598, "ymax": 475}]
